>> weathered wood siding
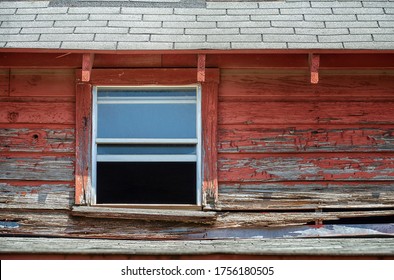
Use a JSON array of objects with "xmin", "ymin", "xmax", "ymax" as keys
[
  {"xmin": 0, "ymin": 69, "xmax": 75, "ymax": 212},
  {"xmin": 217, "ymin": 69, "xmax": 394, "ymax": 210}
]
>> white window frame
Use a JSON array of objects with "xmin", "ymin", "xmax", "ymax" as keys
[{"xmin": 91, "ymin": 85, "xmax": 202, "ymax": 207}]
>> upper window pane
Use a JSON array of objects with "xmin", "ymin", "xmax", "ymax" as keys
[{"xmin": 97, "ymin": 88, "xmax": 197, "ymax": 139}]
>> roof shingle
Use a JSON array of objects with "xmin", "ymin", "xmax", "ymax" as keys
[{"xmin": 0, "ymin": 0, "xmax": 393, "ymax": 50}]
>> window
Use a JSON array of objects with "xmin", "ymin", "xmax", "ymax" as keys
[{"xmin": 92, "ymin": 86, "xmax": 201, "ymax": 206}]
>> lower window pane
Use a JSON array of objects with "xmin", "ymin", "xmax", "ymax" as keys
[{"xmin": 96, "ymin": 162, "xmax": 196, "ymax": 204}]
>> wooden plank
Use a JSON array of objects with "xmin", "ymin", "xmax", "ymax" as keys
[
  {"xmin": 202, "ymin": 82, "xmax": 219, "ymax": 208},
  {"xmin": 94, "ymin": 54, "xmax": 161, "ymax": 68},
  {"xmin": 210, "ymin": 54, "xmax": 309, "ymax": 69},
  {"xmin": 219, "ymin": 102, "xmax": 394, "ymax": 125},
  {"xmin": 10, "ymin": 69, "xmax": 75, "ymax": 97},
  {"xmin": 219, "ymin": 70, "xmax": 394, "ymax": 101},
  {"xmin": 309, "ymin": 54, "xmax": 320, "ymax": 84},
  {"xmin": 71, "ymin": 206, "xmax": 216, "ymax": 224},
  {"xmin": 78, "ymin": 68, "xmax": 220, "ymax": 85},
  {"xmin": 219, "ymin": 153, "xmax": 394, "ymax": 182},
  {"xmin": 82, "ymin": 54, "xmax": 94, "ymax": 82},
  {"xmin": 0, "ymin": 53, "xmax": 82, "ymax": 68},
  {"xmin": 75, "ymin": 83, "xmax": 92, "ymax": 205},
  {"xmin": 0, "ymin": 127, "xmax": 75, "ymax": 153},
  {"xmin": 218, "ymin": 125, "xmax": 394, "ymax": 153},
  {"xmin": 197, "ymin": 54, "xmax": 206, "ymax": 82},
  {"xmin": 0, "ymin": 210, "xmax": 393, "ymax": 239},
  {"xmin": 0, "ymin": 69, "xmax": 9, "ymax": 96},
  {"xmin": 320, "ymin": 54, "xmax": 394, "ymax": 69},
  {"xmin": 0, "ymin": 183, "xmax": 73, "ymax": 210},
  {"xmin": 0, "ymin": 155, "xmax": 74, "ymax": 181},
  {"xmin": 218, "ymin": 183, "xmax": 394, "ymax": 210},
  {"xmin": 0, "ymin": 102, "xmax": 75, "ymax": 124},
  {"xmin": 1, "ymin": 237, "xmax": 394, "ymax": 256}
]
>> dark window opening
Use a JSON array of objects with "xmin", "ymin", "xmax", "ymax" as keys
[{"xmin": 97, "ymin": 162, "xmax": 196, "ymax": 204}]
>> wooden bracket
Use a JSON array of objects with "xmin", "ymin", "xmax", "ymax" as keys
[
  {"xmin": 197, "ymin": 54, "xmax": 206, "ymax": 82},
  {"xmin": 309, "ymin": 54, "xmax": 320, "ymax": 84},
  {"xmin": 82, "ymin": 53, "xmax": 94, "ymax": 82}
]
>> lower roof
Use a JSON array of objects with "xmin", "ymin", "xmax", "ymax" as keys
[
  {"xmin": 0, "ymin": 1, "xmax": 393, "ymax": 51},
  {"xmin": 1, "ymin": 237, "xmax": 394, "ymax": 256}
]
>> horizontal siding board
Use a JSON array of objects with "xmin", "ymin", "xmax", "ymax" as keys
[
  {"xmin": 0, "ymin": 183, "xmax": 73, "ymax": 210},
  {"xmin": 10, "ymin": 69, "xmax": 75, "ymax": 97},
  {"xmin": 0, "ymin": 127, "xmax": 75, "ymax": 153},
  {"xmin": 219, "ymin": 102, "xmax": 394, "ymax": 125},
  {"xmin": 0, "ymin": 155, "xmax": 74, "ymax": 181},
  {"xmin": 0, "ymin": 69, "xmax": 9, "ymax": 96},
  {"xmin": 219, "ymin": 71, "xmax": 394, "ymax": 101},
  {"xmin": 218, "ymin": 183, "xmax": 394, "ymax": 210},
  {"xmin": 218, "ymin": 126, "xmax": 394, "ymax": 153},
  {"xmin": 0, "ymin": 210, "xmax": 393, "ymax": 239},
  {"xmin": 219, "ymin": 154, "xmax": 394, "ymax": 182},
  {"xmin": 0, "ymin": 102, "xmax": 75, "ymax": 124}
]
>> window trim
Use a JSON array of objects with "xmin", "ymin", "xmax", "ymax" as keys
[
  {"xmin": 75, "ymin": 68, "xmax": 220, "ymax": 210},
  {"xmin": 91, "ymin": 85, "xmax": 202, "ymax": 206}
]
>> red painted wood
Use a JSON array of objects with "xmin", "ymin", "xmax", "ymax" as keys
[
  {"xmin": 197, "ymin": 54, "xmax": 206, "ymax": 82},
  {"xmin": 219, "ymin": 153, "xmax": 394, "ymax": 182},
  {"xmin": 82, "ymin": 53, "xmax": 94, "ymax": 82},
  {"xmin": 10, "ymin": 69, "xmax": 75, "ymax": 97},
  {"xmin": 77, "ymin": 69, "xmax": 220, "ymax": 85},
  {"xmin": 0, "ymin": 154, "xmax": 74, "ymax": 181},
  {"xmin": 219, "ymin": 101, "xmax": 394, "ymax": 125},
  {"xmin": 202, "ymin": 81, "xmax": 219, "ymax": 208},
  {"xmin": 161, "ymin": 54, "xmax": 197, "ymax": 67},
  {"xmin": 94, "ymin": 54, "xmax": 162, "ymax": 68},
  {"xmin": 0, "ymin": 69, "xmax": 9, "ymax": 96},
  {"xmin": 309, "ymin": 54, "xmax": 320, "ymax": 84},
  {"xmin": 320, "ymin": 54, "xmax": 394, "ymax": 69},
  {"xmin": 75, "ymin": 82, "xmax": 92, "ymax": 205},
  {"xmin": 219, "ymin": 71, "xmax": 394, "ymax": 101},
  {"xmin": 209, "ymin": 54, "xmax": 309, "ymax": 69},
  {"xmin": 0, "ymin": 102, "xmax": 75, "ymax": 124},
  {"xmin": 0, "ymin": 53, "xmax": 82, "ymax": 68},
  {"xmin": 218, "ymin": 125, "xmax": 394, "ymax": 153}
]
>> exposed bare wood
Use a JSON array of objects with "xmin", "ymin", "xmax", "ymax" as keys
[
  {"xmin": 71, "ymin": 206, "xmax": 216, "ymax": 224},
  {"xmin": 219, "ymin": 154, "xmax": 394, "ymax": 182},
  {"xmin": 0, "ymin": 183, "xmax": 73, "ymax": 210},
  {"xmin": 0, "ymin": 127, "xmax": 75, "ymax": 153},
  {"xmin": 309, "ymin": 54, "xmax": 320, "ymax": 84},
  {"xmin": 75, "ymin": 83, "xmax": 92, "ymax": 205},
  {"xmin": 1, "ymin": 237, "xmax": 394, "ymax": 256},
  {"xmin": 10, "ymin": 69, "xmax": 75, "ymax": 97},
  {"xmin": 218, "ymin": 183, "xmax": 394, "ymax": 210},
  {"xmin": 219, "ymin": 102, "xmax": 394, "ymax": 125},
  {"xmin": 218, "ymin": 125, "xmax": 394, "ymax": 153},
  {"xmin": 0, "ymin": 155, "xmax": 74, "ymax": 181},
  {"xmin": 197, "ymin": 54, "xmax": 206, "ymax": 82},
  {"xmin": 82, "ymin": 54, "xmax": 94, "ymax": 82},
  {"xmin": 202, "ymin": 82, "xmax": 219, "ymax": 208},
  {"xmin": 0, "ymin": 102, "xmax": 75, "ymax": 124}
]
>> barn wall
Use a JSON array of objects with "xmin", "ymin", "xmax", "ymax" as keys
[
  {"xmin": 0, "ymin": 69, "xmax": 75, "ymax": 211},
  {"xmin": 217, "ymin": 69, "xmax": 394, "ymax": 210},
  {"xmin": 1, "ymin": 53, "xmax": 394, "ymax": 239}
]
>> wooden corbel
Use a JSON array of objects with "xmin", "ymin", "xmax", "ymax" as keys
[
  {"xmin": 309, "ymin": 54, "xmax": 320, "ymax": 84},
  {"xmin": 197, "ymin": 54, "xmax": 206, "ymax": 82},
  {"xmin": 82, "ymin": 53, "xmax": 94, "ymax": 82}
]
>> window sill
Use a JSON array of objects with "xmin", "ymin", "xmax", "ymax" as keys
[{"xmin": 71, "ymin": 206, "xmax": 217, "ymax": 224}]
